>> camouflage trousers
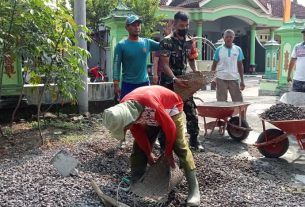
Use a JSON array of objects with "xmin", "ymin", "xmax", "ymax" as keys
[
  {"xmin": 184, "ymin": 96, "xmax": 199, "ymax": 137},
  {"xmin": 160, "ymin": 82, "xmax": 199, "ymax": 137}
]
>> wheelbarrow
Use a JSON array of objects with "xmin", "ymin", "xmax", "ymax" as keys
[
  {"xmin": 197, "ymin": 101, "xmax": 252, "ymax": 141},
  {"xmin": 254, "ymin": 91, "xmax": 305, "ymax": 158},
  {"xmin": 254, "ymin": 119, "xmax": 305, "ymax": 158}
]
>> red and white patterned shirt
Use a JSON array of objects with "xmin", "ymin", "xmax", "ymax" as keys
[
  {"xmin": 135, "ymin": 106, "xmax": 180, "ymax": 126},
  {"xmin": 121, "ymin": 85, "xmax": 184, "ymax": 156}
]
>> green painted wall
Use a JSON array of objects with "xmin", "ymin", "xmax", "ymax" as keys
[
  {"xmin": 157, "ymin": 8, "xmax": 283, "ymax": 28},
  {"xmin": 196, "ymin": 22, "xmax": 203, "ymax": 60},
  {"xmin": 105, "ymin": 19, "xmax": 128, "ymax": 81},
  {"xmin": 277, "ymin": 33, "xmax": 303, "ymax": 84},
  {"xmin": 258, "ymin": 79, "xmax": 279, "ymax": 96},
  {"xmin": 0, "ymin": 56, "xmax": 23, "ymax": 96},
  {"xmin": 259, "ymin": 79, "xmax": 279, "ymax": 91},
  {"xmin": 107, "ymin": 21, "xmax": 128, "ymax": 54},
  {"xmin": 276, "ymin": 18, "xmax": 304, "ymax": 84},
  {"xmin": 204, "ymin": 0, "xmax": 253, "ymax": 8}
]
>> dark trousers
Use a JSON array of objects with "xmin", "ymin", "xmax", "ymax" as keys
[
  {"xmin": 120, "ymin": 81, "xmax": 150, "ymax": 99},
  {"xmin": 130, "ymin": 126, "xmax": 160, "ymax": 183},
  {"xmin": 292, "ymin": 80, "xmax": 305, "ymax": 92}
]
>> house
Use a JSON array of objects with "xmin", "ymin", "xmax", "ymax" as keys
[{"xmin": 156, "ymin": 0, "xmax": 305, "ymax": 73}]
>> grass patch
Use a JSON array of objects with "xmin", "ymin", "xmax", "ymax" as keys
[
  {"xmin": 61, "ymin": 134, "xmax": 87, "ymax": 143},
  {"xmin": 2, "ymin": 127, "xmax": 13, "ymax": 137},
  {"xmin": 31, "ymin": 120, "xmax": 84, "ymax": 130}
]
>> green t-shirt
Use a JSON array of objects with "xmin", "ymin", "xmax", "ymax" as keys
[{"xmin": 113, "ymin": 38, "xmax": 159, "ymax": 84}]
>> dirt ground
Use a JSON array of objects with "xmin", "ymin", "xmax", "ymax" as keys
[
  {"xmin": 0, "ymin": 113, "xmax": 305, "ymax": 206},
  {"xmin": 1, "ymin": 76, "xmax": 305, "ymax": 206}
]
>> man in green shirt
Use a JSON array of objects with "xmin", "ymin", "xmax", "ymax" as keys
[{"xmin": 113, "ymin": 15, "xmax": 159, "ymax": 99}]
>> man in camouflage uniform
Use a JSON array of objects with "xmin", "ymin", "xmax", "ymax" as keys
[{"xmin": 159, "ymin": 11, "xmax": 204, "ymax": 151}]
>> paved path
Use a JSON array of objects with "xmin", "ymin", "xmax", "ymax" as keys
[{"xmin": 194, "ymin": 75, "xmax": 305, "ymax": 184}]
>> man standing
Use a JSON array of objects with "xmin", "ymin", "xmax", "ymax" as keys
[
  {"xmin": 152, "ymin": 50, "xmax": 163, "ymax": 85},
  {"xmin": 159, "ymin": 11, "xmax": 203, "ymax": 151},
  {"xmin": 113, "ymin": 15, "xmax": 159, "ymax": 99},
  {"xmin": 287, "ymin": 28, "xmax": 305, "ymax": 92},
  {"xmin": 211, "ymin": 29, "xmax": 245, "ymax": 102},
  {"xmin": 102, "ymin": 85, "xmax": 200, "ymax": 207},
  {"xmin": 152, "ymin": 37, "xmax": 164, "ymax": 85}
]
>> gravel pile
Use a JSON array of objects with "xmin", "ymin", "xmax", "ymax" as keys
[
  {"xmin": 260, "ymin": 103, "xmax": 305, "ymax": 121},
  {"xmin": 0, "ymin": 132, "xmax": 304, "ymax": 207}
]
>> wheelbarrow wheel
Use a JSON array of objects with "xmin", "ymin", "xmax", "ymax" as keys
[
  {"xmin": 256, "ymin": 129, "xmax": 289, "ymax": 158},
  {"xmin": 227, "ymin": 116, "xmax": 250, "ymax": 141}
]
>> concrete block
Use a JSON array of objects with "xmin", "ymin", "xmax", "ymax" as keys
[
  {"xmin": 23, "ymin": 84, "xmax": 69, "ymax": 105},
  {"xmin": 24, "ymin": 82, "xmax": 115, "ymax": 105},
  {"xmin": 88, "ymin": 82, "xmax": 114, "ymax": 101}
]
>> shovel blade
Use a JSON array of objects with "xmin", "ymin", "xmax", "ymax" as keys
[{"xmin": 50, "ymin": 150, "xmax": 79, "ymax": 177}]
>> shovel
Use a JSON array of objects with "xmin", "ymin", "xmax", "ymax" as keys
[{"xmin": 50, "ymin": 150, "xmax": 79, "ymax": 177}]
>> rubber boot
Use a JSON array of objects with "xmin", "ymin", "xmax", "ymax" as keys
[
  {"xmin": 189, "ymin": 135, "xmax": 204, "ymax": 152},
  {"xmin": 185, "ymin": 170, "xmax": 200, "ymax": 207}
]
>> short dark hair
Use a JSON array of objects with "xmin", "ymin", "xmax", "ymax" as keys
[{"xmin": 174, "ymin": 11, "xmax": 189, "ymax": 22}]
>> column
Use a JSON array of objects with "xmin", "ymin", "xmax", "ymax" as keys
[
  {"xmin": 270, "ymin": 28, "xmax": 275, "ymax": 40},
  {"xmin": 264, "ymin": 40, "xmax": 280, "ymax": 79},
  {"xmin": 105, "ymin": 47, "xmax": 112, "ymax": 81},
  {"xmin": 196, "ymin": 21, "xmax": 203, "ymax": 60},
  {"xmin": 250, "ymin": 25, "xmax": 256, "ymax": 66},
  {"xmin": 74, "ymin": 0, "xmax": 88, "ymax": 113}
]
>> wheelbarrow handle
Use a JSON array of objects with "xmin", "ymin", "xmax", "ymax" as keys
[{"xmin": 254, "ymin": 133, "xmax": 288, "ymax": 148}]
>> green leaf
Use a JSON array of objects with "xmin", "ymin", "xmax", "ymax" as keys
[
  {"xmin": 64, "ymin": 22, "xmax": 73, "ymax": 31},
  {"xmin": 1, "ymin": 0, "xmax": 89, "ymax": 103}
]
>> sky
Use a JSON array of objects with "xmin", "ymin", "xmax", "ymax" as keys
[{"xmin": 298, "ymin": 0, "xmax": 305, "ymax": 6}]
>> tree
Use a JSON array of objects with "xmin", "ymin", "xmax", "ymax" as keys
[
  {"xmin": 124, "ymin": 0, "xmax": 165, "ymax": 38},
  {"xmin": 0, "ymin": 0, "xmax": 90, "ymax": 144},
  {"xmin": 86, "ymin": 0, "xmax": 117, "ymax": 32},
  {"xmin": 82, "ymin": 0, "xmax": 164, "ymax": 40},
  {"xmin": 69, "ymin": 0, "xmax": 117, "ymax": 47}
]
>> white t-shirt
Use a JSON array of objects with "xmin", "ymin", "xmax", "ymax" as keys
[
  {"xmin": 213, "ymin": 44, "xmax": 244, "ymax": 80},
  {"xmin": 291, "ymin": 42, "xmax": 305, "ymax": 81}
]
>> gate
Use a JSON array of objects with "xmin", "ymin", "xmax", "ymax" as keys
[
  {"xmin": 194, "ymin": 37, "xmax": 216, "ymax": 71},
  {"xmin": 203, "ymin": 37, "xmax": 216, "ymax": 61}
]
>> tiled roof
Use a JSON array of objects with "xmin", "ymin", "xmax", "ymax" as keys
[
  {"xmin": 165, "ymin": 0, "xmax": 305, "ymax": 19},
  {"xmin": 292, "ymin": 2, "xmax": 305, "ymax": 19},
  {"xmin": 178, "ymin": 0, "xmax": 200, "ymax": 8},
  {"xmin": 169, "ymin": 0, "xmax": 185, "ymax": 6},
  {"xmin": 259, "ymin": 0, "xmax": 305, "ymax": 19},
  {"xmin": 257, "ymin": 0, "xmax": 268, "ymax": 7}
]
